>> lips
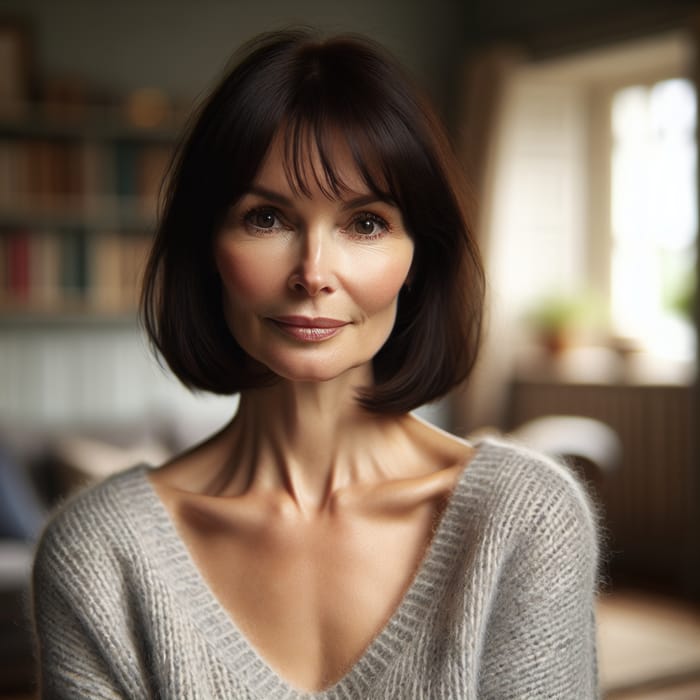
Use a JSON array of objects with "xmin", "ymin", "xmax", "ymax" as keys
[{"xmin": 268, "ymin": 315, "xmax": 349, "ymax": 341}]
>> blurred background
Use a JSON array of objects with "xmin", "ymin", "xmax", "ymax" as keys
[{"xmin": 0, "ymin": 0, "xmax": 699, "ymax": 698}]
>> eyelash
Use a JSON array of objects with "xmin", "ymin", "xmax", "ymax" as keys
[
  {"xmin": 241, "ymin": 206, "xmax": 391, "ymax": 241},
  {"xmin": 242, "ymin": 206, "xmax": 287, "ymax": 234},
  {"xmin": 345, "ymin": 212, "xmax": 390, "ymax": 241}
]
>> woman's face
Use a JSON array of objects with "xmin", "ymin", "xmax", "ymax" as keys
[{"xmin": 214, "ymin": 134, "xmax": 414, "ymax": 384}]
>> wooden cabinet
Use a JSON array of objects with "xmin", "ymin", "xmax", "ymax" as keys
[{"xmin": 508, "ymin": 379, "xmax": 698, "ymax": 591}]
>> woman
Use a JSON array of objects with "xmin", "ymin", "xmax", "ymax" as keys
[{"xmin": 33, "ymin": 29, "xmax": 599, "ymax": 699}]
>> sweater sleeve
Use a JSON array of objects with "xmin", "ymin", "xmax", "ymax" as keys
[
  {"xmin": 33, "ymin": 582, "xmax": 125, "ymax": 699},
  {"xmin": 478, "ymin": 456, "xmax": 600, "ymax": 699},
  {"xmin": 32, "ymin": 499, "xmax": 149, "ymax": 700}
]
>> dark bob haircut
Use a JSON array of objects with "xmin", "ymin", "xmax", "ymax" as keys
[{"xmin": 141, "ymin": 28, "xmax": 484, "ymax": 415}]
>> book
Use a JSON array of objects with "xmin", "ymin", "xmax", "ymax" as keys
[
  {"xmin": 119, "ymin": 233, "xmax": 151, "ymax": 309},
  {"xmin": 60, "ymin": 227, "xmax": 87, "ymax": 300},
  {"xmin": 114, "ymin": 141, "xmax": 138, "ymax": 201},
  {"xmin": 29, "ymin": 229, "xmax": 61, "ymax": 308},
  {"xmin": 7, "ymin": 229, "xmax": 30, "ymax": 300},
  {"xmin": 0, "ymin": 233, "xmax": 6, "ymax": 304},
  {"xmin": 137, "ymin": 144, "xmax": 171, "ymax": 218},
  {"xmin": 90, "ymin": 231, "xmax": 124, "ymax": 311}
]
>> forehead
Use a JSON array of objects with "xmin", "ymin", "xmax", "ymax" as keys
[{"xmin": 253, "ymin": 125, "xmax": 387, "ymax": 199}]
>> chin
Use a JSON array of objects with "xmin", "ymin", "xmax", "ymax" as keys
[{"xmin": 263, "ymin": 354, "xmax": 374, "ymax": 386}]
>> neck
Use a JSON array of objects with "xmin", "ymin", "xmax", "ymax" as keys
[{"xmin": 212, "ymin": 366, "xmax": 414, "ymax": 513}]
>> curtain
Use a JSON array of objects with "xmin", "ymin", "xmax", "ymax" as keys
[{"xmin": 449, "ymin": 45, "xmax": 524, "ymax": 435}]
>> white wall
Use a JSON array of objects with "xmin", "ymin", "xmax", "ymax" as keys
[{"xmin": 0, "ymin": 324, "xmax": 237, "ymax": 438}]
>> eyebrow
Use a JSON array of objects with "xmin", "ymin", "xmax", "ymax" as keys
[{"xmin": 245, "ymin": 185, "xmax": 396, "ymax": 210}]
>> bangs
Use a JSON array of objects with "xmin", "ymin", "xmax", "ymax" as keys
[{"xmin": 276, "ymin": 108, "xmax": 400, "ymax": 205}]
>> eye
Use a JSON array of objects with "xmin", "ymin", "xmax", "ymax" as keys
[
  {"xmin": 350, "ymin": 212, "xmax": 389, "ymax": 238},
  {"xmin": 244, "ymin": 206, "xmax": 284, "ymax": 231}
]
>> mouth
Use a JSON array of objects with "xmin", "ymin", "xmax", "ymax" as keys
[{"xmin": 268, "ymin": 315, "xmax": 349, "ymax": 342}]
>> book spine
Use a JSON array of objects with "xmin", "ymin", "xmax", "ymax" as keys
[
  {"xmin": 114, "ymin": 141, "xmax": 137, "ymax": 200},
  {"xmin": 90, "ymin": 231, "xmax": 123, "ymax": 311},
  {"xmin": 30, "ymin": 229, "xmax": 61, "ymax": 308},
  {"xmin": 60, "ymin": 228, "xmax": 88, "ymax": 301},
  {"xmin": 137, "ymin": 144, "xmax": 171, "ymax": 219},
  {"xmin": 0, "ymin": 232, "xmax": 6, "ymax": 304},
  {"xmin": 7, "ymin": 229, "xmax": 30, "ymax": 300}
]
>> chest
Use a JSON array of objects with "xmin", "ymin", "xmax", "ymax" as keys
[{"xmin": 174, "ymin": 502, "xmax": 440, "ymax": 692}]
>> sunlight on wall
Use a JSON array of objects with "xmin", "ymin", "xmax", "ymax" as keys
[{"xmin": 488, "ymin": 79, "xmax": 588, "ymax": 315}]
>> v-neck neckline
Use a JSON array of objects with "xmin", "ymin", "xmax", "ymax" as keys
[{"xmin": 125, "ymin": 440, "xmax": 496, "ymax": 698}]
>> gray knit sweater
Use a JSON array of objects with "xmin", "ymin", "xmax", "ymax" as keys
[{"xmin": 32, "ymin": 439, "xmax": 599, "ymax": 699}]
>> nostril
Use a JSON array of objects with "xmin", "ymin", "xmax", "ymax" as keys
[
  {"xmin": 290, "ymin": 278, "xmax": 316, "ymax": 295},
  {"xmin": 287, "ymin": 265, "xmax": 334, "ymax": 296}
]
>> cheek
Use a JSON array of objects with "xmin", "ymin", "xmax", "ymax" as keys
[
  {"xmin": 215, "ymin": 241, "xmax": 284, "ymax": 306},
  {"xmin": 349, "ymin": 244, "xmax": 414, "ymax": 314}
]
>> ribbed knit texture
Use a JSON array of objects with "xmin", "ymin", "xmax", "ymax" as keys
[{"xmin": 32, "ymin": 439, "xmax": 600, "ymax": 699}]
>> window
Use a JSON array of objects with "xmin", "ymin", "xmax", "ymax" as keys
[
  {"xmin": 610, "ymin": 78, "xmax": 696, "ymax": 363},
  {"xmin": 484, "ymin": 33, "xmax": 697, "ymax": 384}
]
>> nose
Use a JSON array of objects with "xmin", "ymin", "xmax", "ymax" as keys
[{"xmin": 287, "ymin": 227, "xmax": 337, "ymax": 296}]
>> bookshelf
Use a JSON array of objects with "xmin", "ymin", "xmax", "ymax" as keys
[{"xmin": 0, "ymin": 103, "xmax": 180, "ymax": 322}]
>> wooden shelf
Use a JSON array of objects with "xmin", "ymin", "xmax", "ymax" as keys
[
  {"xmin": 0, "ymin": 309, "xmax": 139, "ymax": 327},
  {"xmin": 0, "ymin": 101, "xmax": 176, "ymax": 324},
  {"xmin": 0, "ymin": 201, "xmax": 157, "ymax": 232},
  {"xmin": 0, "ymin": 104, "xmax": 184, "ymax": 142}
]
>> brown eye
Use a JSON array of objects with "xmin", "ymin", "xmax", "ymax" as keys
[
  {"xmin": 250, "ymin": 209, "xmax": 277, "ymax": 228},
  {"xmin": 354, "ymin": 218, "xmax": 377, "ymax": 235},
  {"xmin": 352, "ymin": 213, "xmax": 387, "ymax": 236}
]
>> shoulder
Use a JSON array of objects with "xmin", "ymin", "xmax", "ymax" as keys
[
  {"xmin": 37, "ymin": 464, "xmax": 152, "ymax": 545},
  {"xmin": 471, "ymin": 437, "xmax": 597, "ymax": 514},
  {"xmin": 468, "ymin": 438, "xmax": 599, "ymax": 552},
  {"xmin": 471, "ymin": 441, "xmax": 601, "ymax": 696},
  {"xmin": 33, "ymin": 465, "xmax": 152, "ymax": 590}
]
